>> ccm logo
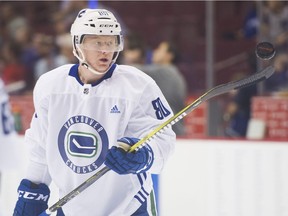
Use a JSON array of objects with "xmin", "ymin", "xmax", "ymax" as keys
[
  {"xmin": 18, "ymin": 190, "xmax": 49, "ymax": 202},
  {"xmin": 99, "ymin": 24, "xmax": 113, "ymax": 28}
]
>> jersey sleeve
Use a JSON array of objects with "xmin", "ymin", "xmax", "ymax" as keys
[
  {"xmin": 124, "ymin": 80, "xmax": 176, "ymax": 174},
  {"xmin": 24, "ymin": 78, "xmax": 52, "ymax": 185}
]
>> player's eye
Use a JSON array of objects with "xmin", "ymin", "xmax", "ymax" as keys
[{"xmin": 81, "ymin": 36, "xmax": 121, "ymax": 52}]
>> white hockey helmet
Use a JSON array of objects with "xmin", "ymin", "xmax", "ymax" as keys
[{"xmin": 70, "ymin": 8, "xmax": 123, "ymax": 75}]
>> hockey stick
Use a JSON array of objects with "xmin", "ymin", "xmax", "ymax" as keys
[{"xmin": 41, "ymin": 65, "xmax": 274, "ymax": 215}]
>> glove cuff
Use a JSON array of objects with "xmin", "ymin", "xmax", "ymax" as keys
[
  {"xmin": 118, "ymin": 137, "xmax": 154, "ymax": 173},
  {"xmin": 136, "ymin": 144, "xmax": 154, "ymax": 173}
]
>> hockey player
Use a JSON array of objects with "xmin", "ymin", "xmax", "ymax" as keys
[
  {"xmin": 13, "ymin": 8, "xmax": 176, "ymax": 216},
  {"xmin": 0, "ymin": 78, "xmax": 17, "ymax": 215},
  {"xmin": 0, "ymin": 78, "xmax": 15, "ymax": 144}
]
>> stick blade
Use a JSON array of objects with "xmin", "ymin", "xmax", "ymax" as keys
[
  {"xmin": 234, "ymin": 65, "xmax": 275, "ymax": 90},
  {"xmin": 262, "ymin": 65, "xmax": 275, "ymax": 79}
]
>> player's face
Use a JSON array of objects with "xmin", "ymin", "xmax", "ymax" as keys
[{"xmin": 81, "ymin": 35, "xmax": 119, "ymax": 72}]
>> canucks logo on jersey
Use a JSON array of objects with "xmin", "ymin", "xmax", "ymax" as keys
[
  {"xmin": 68, "ymin": 132, "xmax": 98, "ymax": 158},
  {"xmin": 58, "ymin": 115, "xmax": 109, "ymax": 174}
]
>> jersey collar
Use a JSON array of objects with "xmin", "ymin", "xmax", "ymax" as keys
[{"xmin": 68, "ymin": 64, "xmax": 116, "ymax": 86}]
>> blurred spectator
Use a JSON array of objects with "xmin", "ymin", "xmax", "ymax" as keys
[
  {"xmin": 55, "ymin": 33, "xmax": 77, "ymax": 64},
  {"xmin": 59, "ymin": 1, "xmax": 88, "ymax": 19},
  {"xmin": 261, "ymin": 1, "xmax": 288, "ymax": 93},
  {"xmin": 223, "ymin": 1, "xmax": 288, "ymax": 46},
  {"xmin": 223, "ymin": 2, "xmax": 258, "ymax": 40},
  {"xmin": 224, "ymin": 85, "xmax": 258, "ymax": 137},
  {"xmin": 0, "ymin": 3, "xmax": 40, "ymax": 91},
  {"xmin": 19, "ymin": 33, "xmax": 43, "ymax": 91},
  {"xmin": 222, "ymin": 1, "xmax": 288, "ymax": 96},
  {"xmin": 52, "ymin": 12, "xmax": 70, "ymax": 36},
  {"xmin": 1, "ymin": 42, "xmax": 27, "ymax": 87},
  {"xmin": 51, "ymin": 1, "xmax": 87, "ymax": 35},
  {"xmin": 0, "ymin": 3, "xmax": 28, "ymax": 43},
  {"xmin": 265, "ymin": 53, "xmax": 288, "ymax": 92},
  {"xmin": 140, "ymin": 41, "xmax": 187, "ymax": 136},
  {"xmin": 223, "ymin": 71, "xmax": 258, "ymax": 138},
  {"xmin": 261, "ymin": 1, "xmax": 288, "ymax": 52},
  {"xmin": 34, "ymin": 33, "xmax": 78, "ymax": 81},
  {"xmin": 33, "ymin": 34, "xmax": 59, "ymax": 80},
  {"xmin": 239, "ymin": 2, "xmax": 258, "ymax": 39},
  {"xmin": 120, "ymin": 32, "xmax": 147, "ymax": 66}
]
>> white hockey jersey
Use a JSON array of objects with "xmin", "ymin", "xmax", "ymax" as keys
[{"xmin": 25, "ymin": 64, "xmax": 176, "ymax": 215}]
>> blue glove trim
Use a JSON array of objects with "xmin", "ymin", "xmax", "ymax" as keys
[{"xmin": 137, "ymin": 144, "xmax": 154, "ymax": 173}]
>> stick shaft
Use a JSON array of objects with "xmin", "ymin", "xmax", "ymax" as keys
[
  {"xmin": 129, "ymin": 65, "xmax": 274, "ymax": 152},
  {"xmin": 46, "ymin": 166, "xmax": 110, "ymax": 213}
]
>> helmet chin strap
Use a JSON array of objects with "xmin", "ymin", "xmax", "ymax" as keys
[
  {"xmin": 81, "ymin": 62, "xmax": 109, "ymax": 76},
  {"xmin": 73, "ymin": 46, "xmax": 119, "ymax": 76}
]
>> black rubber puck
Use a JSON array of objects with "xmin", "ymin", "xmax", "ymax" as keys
[{"xmin": 255, "ymin": 42, "xmax": 276, "ymax": 60}]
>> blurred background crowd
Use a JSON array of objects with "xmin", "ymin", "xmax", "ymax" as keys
[{"xmin": 0, "ymin": 0, "xmax": 287, "ymax": 139}]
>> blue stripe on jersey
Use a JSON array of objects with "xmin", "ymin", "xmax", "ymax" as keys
[
  {"xmin": 68, "ymin": 64, "xmax": 116, "ymax": 86},
  {"xmin": 137, "ymin": 173, "xmax": 147, "ymax": 186},
  {"xmin": 132, "ymin": 190, "xmax": 157, "ymax": 216},
  {"xmin": 135, "ymin": 186, "xmax": 150, "ymax": 203},
  {"xmin": 134, "ymin": 173, "xmax": 158, "ymax": 215},
  {"xmin": 134, "ymin": 194, "xmax": 144, "ymax": 204},
  {"xmin": 135, "ymin": 173, "xmax": 150, "ymax": 205},
  {"xmin": 131, "ymin": 198, "xmax": 148, "ymax": 216}
]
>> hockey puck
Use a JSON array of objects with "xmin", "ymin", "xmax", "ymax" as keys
[{"xmin": 255, "ymin": 42, "xmax": 276, "ymax": 60}]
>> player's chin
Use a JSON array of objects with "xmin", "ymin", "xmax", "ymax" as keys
[{"xmin": 94, "ymin": 64, "xmax": 110, "ymax": 73}]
